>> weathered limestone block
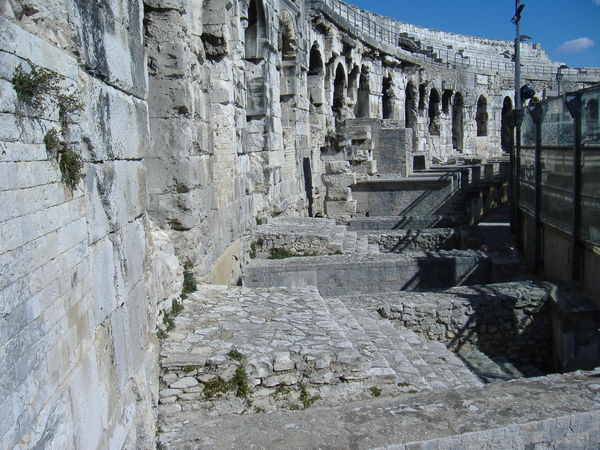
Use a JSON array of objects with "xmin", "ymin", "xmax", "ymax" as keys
[
  {"xmin": 143, "ymin": 0, "xmax": 186, "ymax": 11},
  {"xmin": 325, "ymin": 160, "xmax": 351, "ymax": 175},
  {"xmin": 148, "ymin": 78, "xmax": 194, "ymax": 118},
  {"xmin": 147, "ymin": 42, "xmax": 189, "ymax": 79},
  {"xmin": 322, "ymin": 173, "xmax": 356, "ymax": 189},
  {"xmin": 325, "ymin": 200, "xmax": 357, "ymax": 219},
  {"xmin": 72, "ymin": 0, "xmax": 147, "ymax": 98},
  {"xmin": 202, "ymin": 24, "xmax": 229, "ymax": 60}
]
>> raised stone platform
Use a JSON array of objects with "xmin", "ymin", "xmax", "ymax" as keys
[
  {"xmin": 158, "ymin": 369, "xmax": 600, "ymax": 449},
  {"xmin": 245, "ymin": 250, "xmax": 492, "ymax": 296}
]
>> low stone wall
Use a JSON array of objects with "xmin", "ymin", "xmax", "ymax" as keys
[
  {"xmin": 377, "ymin": 282, "xmax": 552, "ymax": 370},
  {"xmin": 245, "ymin": 251, "xmax": 492, "ymax": 297},
  {"xmin": 347, "ymin": 216, "xmax": 450, "ymax": 231},
  {"xmin": 368, "ymin": 228, "xmax": 459, "ymax": 252}
]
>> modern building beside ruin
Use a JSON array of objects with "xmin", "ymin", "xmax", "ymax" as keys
[{"xmin": 1, "ymin": 0, "xmax": 600, "ymax": 448}]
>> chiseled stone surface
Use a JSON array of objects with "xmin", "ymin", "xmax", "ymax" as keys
[{"xmin": 158, "ymin": 369, "xmax": 600, "ymax": 449}]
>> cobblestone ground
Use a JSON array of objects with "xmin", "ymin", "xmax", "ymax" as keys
[{"xmin": 158, "ymin": 285, "xmax": 483, "ymax": 424}]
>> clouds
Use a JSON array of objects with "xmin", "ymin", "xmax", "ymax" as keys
[
  {"xmin": 595, "ymin": 0, "xmax": 600, "ymax": 5},
  {"xmin": 556, "ymin": 37, "xmax": 595, "ymax": 54}
]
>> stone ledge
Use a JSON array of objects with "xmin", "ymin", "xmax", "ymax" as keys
[{"xmin": 158, "ymin": 369, "xmax": 600, "ymax": 449}]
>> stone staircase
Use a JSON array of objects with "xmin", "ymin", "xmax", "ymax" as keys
[{"xmin": 158, "ymin": 285, "xmax": 483, "ymax": 424}]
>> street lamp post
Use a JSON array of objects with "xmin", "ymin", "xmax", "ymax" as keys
[{"xmin": 511, "ymin": 0, "xmax": 525, "ymax": 242}]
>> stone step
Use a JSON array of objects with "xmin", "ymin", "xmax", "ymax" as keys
[
  {"xmin": 335, "ymin": 299, "xmax": 435, "ymax": 392},
  {"xmin": 322, "ymin": 296, "xmax": 398, "ymax": 386},
  {"xmin": 336, "ymin": 294, "xmax": 483, "ymax": 392},
  {"xmin": 159, "ymin": 285, "xmax": 380, "ymax": 418},
  {"xmin": 456, "ymin": 348, "xmax": 520, "ymax": 383}
]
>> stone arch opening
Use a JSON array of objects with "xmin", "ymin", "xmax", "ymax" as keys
[
  {"xmin": 405, "ymin": 82, "xmax": 417, "ymax": 129},
  {"xmin": 501, "ymin": 97, "xmax": 514, "ymax": 153},
  {"xmin": 442, "ymin": 90, "xmax": 452, "ymax": 114},
  {"xmin": 418, "ymin": 83, "xmax": 427, "ymax": 113},
  {"xmin": 428, "ymin": 88, "xmax": 441, "ymax": 135},
  {"xmin": 201, "ymin": 0, "xmax": 229, "ymax": 61},
  {"xmin": 382, "ymin": 74, "xmax": 394, "ymax": 119},
  {"xmin": 476, "ymin": 95, "xmax": 489, "ymax": 136},
  {"xmin": 347, "ymin": 65, "xmax": 360, "ymax": 106},
  {"xmin": 245, "ymin": 0, "xmax": 266, "ymax": 60},
  {"xmin": 355, "ymin": 66, "xmax": 370, "ymax": 118},
  {"xmin": 308, "ymin": 43, "xmax": 324, "ymax": 106},
  {"xmin": 452, "ymin": 92, "xmax": 464, "ymax": 151},
  {"xmin": 332, "ymin": 63, "xmax": 346, "ymax": 116}
]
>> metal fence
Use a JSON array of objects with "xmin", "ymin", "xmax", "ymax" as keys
[
  {"xmin": 314, "ymin": 0, "xmax": 600, "ymax": 80},
  {"xmin": 518, "ymin": 85, "xmax": 600, "ymax": 254}
]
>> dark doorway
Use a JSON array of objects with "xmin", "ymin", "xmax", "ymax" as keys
[
  {"xmin": 452, "ymin": 92, "xmax": 464, "ymax": 151},
  {"xmin": 303, "ymin": 158, "xmax": 314, "ymax": 217},
  {"xmin": 501, "ymin": 97, "xmax": 514, "ymax": 153},
  {"xmin": 405, "ymin": 82, "xmax": 417, "ymax": 129}
]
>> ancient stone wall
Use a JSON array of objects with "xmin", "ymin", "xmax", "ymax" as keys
[
  {"xmin": 378, "ymin": 282, "xmax": 553, "ymax": 370},
  {"xmin": 0, "ymin": 3, "xmax": 160, "ymax": 448},
  {"xmin": 1, "ymin": 0, "xmax": 598, "ymax": 447}
]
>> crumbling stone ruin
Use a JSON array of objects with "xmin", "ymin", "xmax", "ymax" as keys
[{"xmin": 1, "ymin": 0, "xmax": 600, "ymax": 448}]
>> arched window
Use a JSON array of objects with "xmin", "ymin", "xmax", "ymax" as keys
[
  {"xmin": 405, "ymin": 82, "xmax": 417, "ymax": 129},
  {"xmin": 245, "ymin": 0, "xmax": 266, "ymax": 60},
  {"xmin": 476, "ymin": 95, "xmax": 488, "ymax": 136},
  {"xmin": 332, "ymin": 64, "xmax": 346, "ymax": 116},
  {"xmin": 501, "ymin": 97, "xmax": 514, "ymax": 152},
  {"xmin": 308, "ymin": 43, "xmax": 324, "ymax": 106},
  {"xmin": 355, "ymin": 66, "xmax": 370, "ymax": 118},
  {"xmin": 452, "ymin": 92, "xmax": 464, "ymax": 151},
  {"xmin": 428, "ymin": 88, "xmax": 441, "ymax": 135},
  {"xmin": 382, "ymin": 75, "xmax": 394, "ymax": 119}
]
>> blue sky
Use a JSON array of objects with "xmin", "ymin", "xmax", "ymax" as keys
[{"xmin": 344, "ymin": 0, "xmax": 600, "ymax": 68}]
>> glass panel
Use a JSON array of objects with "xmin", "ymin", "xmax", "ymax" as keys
[
  {"xmin": 522, "ymin": 108, "xmax": 536, "ymax": 147},
  {"xmin": 541, "ymin": 97, "xmax": 574, "ymax": 148},
  {"xmin": 540, "ymin": 148, "xmax": 573, "ymax": 232},
  {"xmin": 581, "ymin": 148, "xmax": 600, "ymax": 245},
  {"xmin": 582, "ymin": 90, "xmax": 600, "ymax": 147},
  {"xmin": 518, "ymin": 147, "xmax": 535, "ymax": 214}
]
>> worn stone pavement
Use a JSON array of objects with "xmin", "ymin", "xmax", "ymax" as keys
[{"xmin": 159, "ymin": 370, "xmax": 600, "ymax": 449}]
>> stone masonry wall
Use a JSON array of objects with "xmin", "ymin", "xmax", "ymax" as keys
[
  {"xmin": 377, "ymin": 282, "xmax": 553, "ymax": 369},
  {"xmin": 0, "ymin": 4, "xmax": 160, "ymax": 448}
]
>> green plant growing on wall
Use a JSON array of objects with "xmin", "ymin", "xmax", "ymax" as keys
[
  {"xmin": 12, "ymin": 63, "xmax": 61, "ymax": 108},
  {"xmin": 249, "ymin": 242, "xmax": 257, "ymax": 259},
  {"xmin": 298, "ymin": 384, "xmax": 320, "ymax": 409},
  {"xmin": 268, "ymin": 248, "xmax": 296, "ymax": 260},
  {"xmin": 59, "ymin": 149, "xmax": 84, "ymax": 192},
  {"xmin": 43, "ymin": 129, "xmax": 60, "ymax": 153},
  {"xmin": 227, "ymin": 349, "xmax": 244, "ymax": 361},
  {"xmin": 182, "ymin": 271, "xmax": 197, "ymax": 295},
  {"xmin": 369, "ymin": 386, "xmax": 381, "ymax": 397},
  {"xmin": 203, "ymin": 377, "xmax": 230, "ymax": 398},
  {"xmin": 171, "ymin": 298, "xmax": 184, "ymax": 315},
  {"xmin": 232, "ymin": 366, "xmax": 249, "ymax": 398}
]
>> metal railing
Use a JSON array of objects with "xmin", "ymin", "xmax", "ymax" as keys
[{"xmin": 313, "ymin": 0, "xmax": 600, "ymax": 81}]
